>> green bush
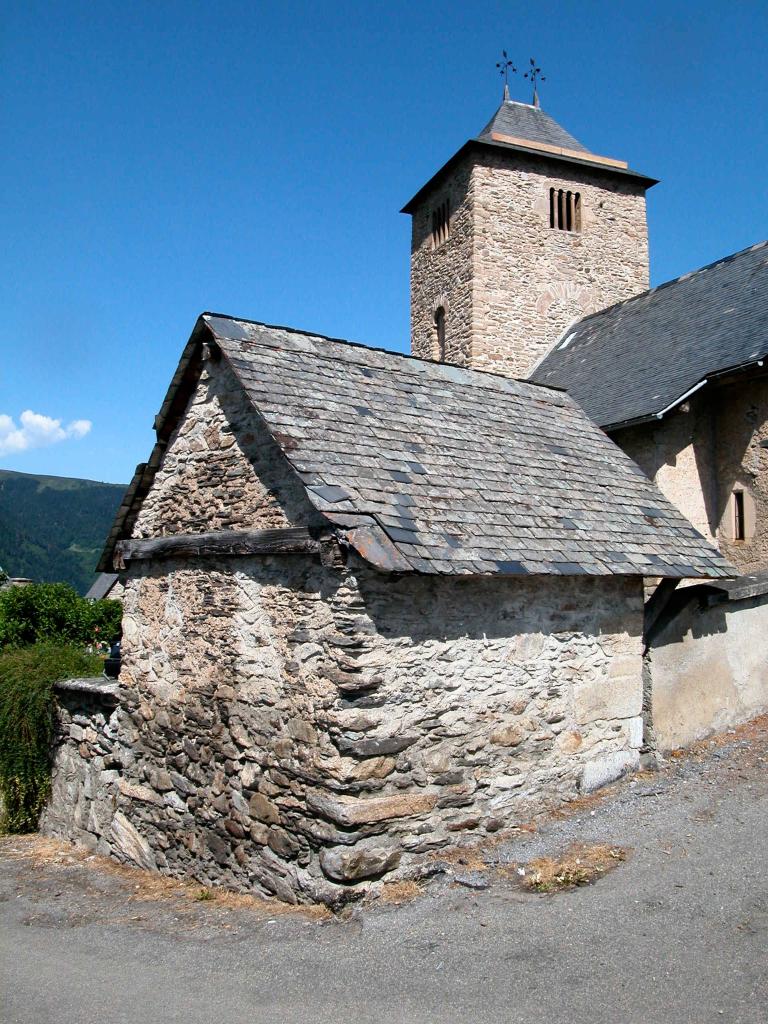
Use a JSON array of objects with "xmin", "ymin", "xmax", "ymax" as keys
[
  {"xmin": 0, "ymin": 643, "xmax": 103, "ymax": 833},
  {"xmin": 0, "ymin": 582, "xmax": 121, "ymax": 651}
]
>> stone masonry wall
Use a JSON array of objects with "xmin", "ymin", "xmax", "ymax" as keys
[
  {"xmin": 471, "ymin": 153, "xmax": 649, "ymax": 377},
  {"xmin": 409, "ymin": 151, "xmax": 649, "ymax": 378},
  {"xmin": 44, "ymin": 557, "xmax": 644, "ymax": 905},
  {"xmin": 410, "ymin": 161, "xmax": 475, "ymax": 365},
  {"xmin": 614, "ymin": 377, "xmax": 768, "ymax": 575},
  {"xmin": 647, "ymin": 589, "xmax": 768, "ymax": 751},
  {"xmin": 616, "ymin": 401, "xmax": 717, "ymax": 545}
]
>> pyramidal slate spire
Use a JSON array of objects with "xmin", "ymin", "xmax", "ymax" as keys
[{"xmin": 477, "ymin": 96, "xmax": 592, "ymax": 155}]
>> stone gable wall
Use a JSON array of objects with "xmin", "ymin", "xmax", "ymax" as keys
[
  {"xmin": 133, "ymin": 358, "xmax": 323, "ymax": 538},
  {"xmin": 408, "ymin": 151, "xmax": 649, "ymax": 378},
  {"xmin": 44, "ymin": 555, "xmax": 644, "ymax": 905}
]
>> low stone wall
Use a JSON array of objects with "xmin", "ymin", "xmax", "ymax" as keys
[
  {"xmin": 43, "ymin": 559, "xmax": 645, "ymax": 906},
  {"xmin": 647, "ymin": 584, "xmax": 768, "ymax": 751},
  {"xmin": 40, "ymin": 679, "xmax": 139, "ymax": 859}
]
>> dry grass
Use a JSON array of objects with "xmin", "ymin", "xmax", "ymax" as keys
[
  {"xmin": 505, "ymin": 842, "xmax": 628, "ymax": 893},
  {"xmin": 0, "ymin": 834, "xmax": 330, "ymax": 919},
  {"xmin": 378, "ymin": 879, "xmax": 424, "ymax": 905}
]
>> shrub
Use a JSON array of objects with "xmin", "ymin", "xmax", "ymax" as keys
[
  {"xmin": 0, "ymin": 643, "xmax": 103, "ymax": 832},
  {"xmin": 0, "ymin": 582, "xmax": 121, "ymax": 651}
]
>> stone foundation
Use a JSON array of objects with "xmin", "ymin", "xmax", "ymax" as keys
[{"xmin": 43, "ymin": 560, "xmax": 645, "ymax": 905}]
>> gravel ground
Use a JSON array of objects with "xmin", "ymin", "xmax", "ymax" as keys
[{"xmin": 2, "ymin": 719, "xmax": 768, "ymax": 1024}]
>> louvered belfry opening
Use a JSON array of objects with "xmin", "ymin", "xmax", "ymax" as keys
[
  {"xmin": 431, "ymin": 198, "xmax": 450, "ymax": 248},
  {"xmin": 549, "ymin": 188, "xmax": 581, "ymax": 232}
]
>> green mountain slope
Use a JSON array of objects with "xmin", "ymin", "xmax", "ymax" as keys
[{"xmin": 0, "ymin": 469, "xmax": 126, "ymax": 594}]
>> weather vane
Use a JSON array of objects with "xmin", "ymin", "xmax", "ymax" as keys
[
  {"xmin": 524, "ymin": 57, "xmax": 546, "ymax": 106},
  {"xmin": 496, "ymin": 50, "xmax": 516, "ymax": 98}
]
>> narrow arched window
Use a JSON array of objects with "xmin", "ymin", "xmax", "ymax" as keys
[
  {"xmin": 733, "ymin": 490, "xmax": 746, "ymax": 541},
  {"xmin": 434, "ymin": 307, "xmax": 446, "ymax": 360}
]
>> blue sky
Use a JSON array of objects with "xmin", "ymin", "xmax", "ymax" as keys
[{"xmin": 2, "ymin": 0, "xmax": 767, "ymax": 484}]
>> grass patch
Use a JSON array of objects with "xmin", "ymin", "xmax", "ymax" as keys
[
  {"xmin": 511, "ymin": 843, "xmax": 628, "ymax": 893},
  {"xmin": 378, "ymin": 880, "xmax": 424, "ymax": 905}
]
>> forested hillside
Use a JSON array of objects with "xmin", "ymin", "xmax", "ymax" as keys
[{"xmin": 0, "ymin": 470, "xmax": 125, "ymax": 594}]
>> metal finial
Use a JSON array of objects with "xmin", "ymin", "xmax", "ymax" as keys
[
  {"xmin": 523, "ymin": 57, "xmax": 546, "ymax": 106},
  {"xmin": 495, "ymin": 50, "xmax": 516, "ymax": 98}
]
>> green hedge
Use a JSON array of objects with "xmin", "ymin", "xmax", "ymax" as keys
[
  {"xmin": 0, "ymin": 582, "xmax": 121, "ymax": 651},
  {"xmin": 0, "ymin": 643, "xmax": 104, "ymax": 832}
]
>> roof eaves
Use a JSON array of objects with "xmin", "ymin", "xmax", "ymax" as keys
[
  {"xmin": 401, "ymin": 138, "xmax": 657, "ymax": 213},
  {"xmin": 605, "ymin": 355, "xmax": 768, "ymax": 433}
]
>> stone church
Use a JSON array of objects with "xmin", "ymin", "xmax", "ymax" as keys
[
  {"xmin": 402, "ymin": 91, "xmax": 768, "ymax": 750},
  {"xmin": 43, "ymin": 90, "xmax": 768, "ymax": 903}
]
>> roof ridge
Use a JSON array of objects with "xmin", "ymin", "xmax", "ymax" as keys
[
  {"xmin": 202, "ymin": 312, "xmax": 569, "ymax": 397},
  {"xmin": 570, "ymin": 239, "xmax": 768, "ymax": 330}
]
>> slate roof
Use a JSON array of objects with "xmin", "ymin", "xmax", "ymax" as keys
[
  {"xmin": 85, "ymin": 573, "xmax": 119, "ymax": 601},
  {"xmin": 532, "ymin": 241, "xmax": 768, "ymax": 429},
  {"xmin": 100, "ymin": 315, "xmax": 731, "ymax": 580},
  {"xmin": 477, "ymin": 99, "xmax": 591, "ymax": 154}
]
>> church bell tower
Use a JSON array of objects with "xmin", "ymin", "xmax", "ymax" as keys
[{"xmin": 401, "ymin": 90, "xmax": 657, "ymax": 378}]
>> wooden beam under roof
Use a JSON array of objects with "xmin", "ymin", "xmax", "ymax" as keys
[{"xmin": 113, "ymin": 527, "xmax": 322, "ymax": 568}]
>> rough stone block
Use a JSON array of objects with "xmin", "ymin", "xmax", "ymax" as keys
[
  {"xmin": 110, "ymin": 812, "xmax": 157, "ymax": 870},
  {"xmin": 581, "ymin": 750, "xmax": 639, "ymax": 793},
  {"xmin": 307, "ymin": 790, "xmax": 437, "ymax": 826},
  {"xmin": 489, "ymin": 719, "xmax": 532, "ymax": 746},
  {"xmin": 117, "ymin": 780, "xmax": 163, "ymax": 806},
  {"xmin": 574, "ymin": 670, "xmax": 642, "ymax": 725},
  {"xmin": 319, "ymin": 844, "xmax": 401, "ymax": 883},
  {"xmin": 248, "ymin": 793, "xmax": 281, "ymax": 824},
  {"xmin": 625, "ymin": 715, "xmax": 644, "ymax": 749}
]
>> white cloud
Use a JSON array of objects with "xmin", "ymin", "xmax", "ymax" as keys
[{"xmin": 0, "ymin": 410, "xmax": 92, "ymax": 456}]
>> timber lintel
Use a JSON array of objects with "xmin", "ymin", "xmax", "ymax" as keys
[{"xmin": 113, "ymin": 527, "xmax": 323, "ymax": 568}]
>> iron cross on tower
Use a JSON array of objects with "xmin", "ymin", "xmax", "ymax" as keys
[
  {"xmin": 495, "ymin": 50, "xmax": 516, "ymax": 99},
  {"xmin": 524, "ymin": 58, "xmax": 546, "ymax": 106}
]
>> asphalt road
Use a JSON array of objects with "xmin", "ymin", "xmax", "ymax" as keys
[{"xmin": 2, "ymin": 725, "xmax": 768, "ymax": 1024}]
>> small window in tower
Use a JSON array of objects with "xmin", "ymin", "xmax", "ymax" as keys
[
  {"xmin": 733, "ymin": 490, "xmax": 746, "ymax": 541},
  {"xmin": 549, "ymin": 188, "xmax": 581, "ymax": 232},
  {"xmin": 434, "ymin": 306, "xmax": 446, "ymax": 360},
  {"xmin": 431, "ymin": 199, "xmax": 450, "ymax": 248}
]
